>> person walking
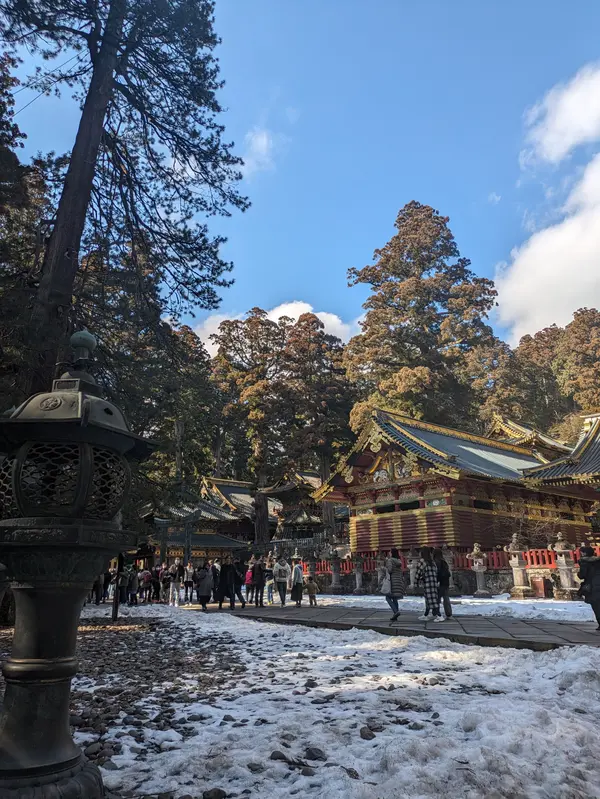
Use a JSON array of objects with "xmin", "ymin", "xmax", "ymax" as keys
[
  {"xmin": 273, "ymin": 557, "xmax": 291, "ymax": 606},
  {"xmin": 211, "ymin": 559, "xmax": 221, "ymax": 603},
  {"xmin": 264, "ymin": 559, "xmax": 275, "ymax": 605},
  {"xmin": 159, "ymin": 562, "xmax": 170, "ymax": 603},
  {"xmin": 244, "ymin": 564, "xmax": 255, "ymax": 604},
  {"xmin": 128, "ymin": 568, "xmax": 139, "ymax": 605},
  {"xmin": 183, "ymin": 561, "xmax": 195, "ymax": 604},
  {"xmin": 433, "ymin": 548, "xmax": 452, "ymax": 620},
  {"xmin": 252, "ymin": 556, "xmax": 266, "ymax": 607},
  {"xmin": 290, "ymin": 559, "xmax": 304, "ymax": 607},
  {"xmin": 169, "ymin": 559, "xmax": 184, "ymax": 607},
  {"xmin": 578, "ymin": 546, "xmax": 600, "ymax": 630},
  {"xmin": 303, "ymin": 575, "xmax": 319, "ymax": 607},
  {"xmin": 232, "ymin": 558, "xmax": 247, "ymax": 608},
  {"xmin": 415, "ymin": 547, "xmax": 442, "ymax": 621},
  {"xmin": 195, "ymin": 560, "xmax": 213, "ymax": 611},
  {"xmin": 384, "ymin": 548, "xmax": 406, "ymax": 622},
  {"xmin": 151, "ymin": 565, "xmax": 161, "ymax": 603},
  {"xmin": 93, "ymin": 573, "xmax": 104, "ymax": 606},
  {"xmin": 217, "ymin": 556, "xmax": 237, "ymax": 609}
]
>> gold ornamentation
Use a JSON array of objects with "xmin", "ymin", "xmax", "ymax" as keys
[{"xmin": 342, "ymin": 466, "xmax": 354, "ymax": 484}]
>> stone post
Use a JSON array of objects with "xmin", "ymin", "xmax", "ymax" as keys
[
  {"xmin": 406, "ymin": 548, "xmax": 420, "ymax": 595},
  {"xmin": 442, "ymin": 545, "xmax": 460, "ymax": 596},
  {"xmin": 467, "ymin": 543, "xmax": 492, "ymax": 597},
  {"xmin": 330, "ymin": 551, "xmax": 343, "ymax": 594},
  {"xmin": 551, "ymin": 531, "xmax": 579, "ymax": 601},
  {"xmin": 307, "ymin": 552, "xmax": 317, "ymax": 581},
  {"xmin": 353, "ymin": 554, "xmax": 366, "ymax": 595},
  {"xmin": 505, "ymin": 533, "xmax": 534, "ymax": 599}
]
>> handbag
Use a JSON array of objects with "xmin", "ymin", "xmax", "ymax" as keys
[{"xmin": 380, "ymin": 574, "xmax": 391, "ymax": 595}]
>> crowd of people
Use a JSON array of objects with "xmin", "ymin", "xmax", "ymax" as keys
[
  {"xmin": 91, "ymin": 555, "xmax": 319, "ymax": 611},
  {"xmin": 89, "ymin": 544, "xmax": 600, "ymax": 628},
  {"xmin": 383, "ymin": 546, "xmax": 452, "ymax": 623}
]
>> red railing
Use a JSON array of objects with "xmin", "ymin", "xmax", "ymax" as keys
[
  {"xmin": 523, "ymin": 549, "xmax": 557, "ymax": 568},
  {"xmin": 300, "ymin": 547, "xmax": 600, "ymax": 574},
  {"xmin": 486, "ymin": 550, "xmax": 511, "ymax": 569}
]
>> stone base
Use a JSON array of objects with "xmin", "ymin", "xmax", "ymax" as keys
[
  {"xmin": 353, "ymin": 588, "xmax": 366, "ymax": 595},
  {"xmin": 0, "ymin": 759, "xmax": 103, "ymax": 798},
  {"xmin": 473, "ymin": 589, "xmax": 493, "ymax": 598},
  {"xmin": 553, "ymin": 587, "xmax": 581, "ymax": 601},
  {"xmin": 510, "ymin": 586, "xmax": 535, "ymax": 600},
  {"xmin": 331, "ymin": 585, "xmax": 344, "ymax": 595}
]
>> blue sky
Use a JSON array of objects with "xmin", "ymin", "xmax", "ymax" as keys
[{"xmin": 14, "ymin": 1, "xmax": 600, "ymax": 349}]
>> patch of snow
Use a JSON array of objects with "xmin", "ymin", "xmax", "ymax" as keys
[
  {"xmin": 316, "ymin": 593, "xmax": 597, "ymax": 622},
  {"xmin": 80, "ymin": 604, "xmax": 600, "ymax": 799}
]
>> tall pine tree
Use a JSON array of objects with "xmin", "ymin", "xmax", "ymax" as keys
[{"xmin": 344, "ymin": 201, "xmax": 497, "ymax": 430}]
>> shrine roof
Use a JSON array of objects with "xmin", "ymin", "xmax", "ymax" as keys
[
  {"xmin": 201, "ymin": 477, "xmax": 281, "ymax": 522},
  {"xmin": 155, "ymin": 495, "xmax": 241, "ymax": 524},
  {"xmin": 261, "ymin": 470, "xmax": 322, "ymax": 496},
  {"xmin": 314, "ymin": 409, "xmax": 546, "ymax": 499},
  {"xmin": 375, "ymin": 411, "xmax": 542, "ymax": 479},
  {"xmin": 486, "ymin": 414, "xmax": 570, "ymax": 454},
  {"xmin": 283, "ymin": 507, "xmax": 322, "ymax": 526},
  {"xmin": 523, "ymin": 417, "xmax": 600, "ymax": 484},
  {"xmin": 157, "ymin": 530, "xmax": 250, "ymax": 549}
]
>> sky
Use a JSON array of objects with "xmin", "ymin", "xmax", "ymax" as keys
[{"xmin": 13, "ymin": 0, "xmax": 600, "ymax": 351}]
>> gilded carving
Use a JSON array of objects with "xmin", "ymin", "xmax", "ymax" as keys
[{"xmin": 342, "ymin": 466, "xmax": 354, "ymax": 485}]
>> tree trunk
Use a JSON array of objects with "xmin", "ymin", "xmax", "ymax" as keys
[
  {"xmin": 319, "ymin": 452, "xmax": 336, "ymax": 535},
  {"xmin": 212, "ymin": 428, "xmax": 223, "ymax": 477},
  {"xmin": 254, "ymin": 470, "xmax": 270, "ymax": 548},
  {"xmin": 28, "ymin": 0, "xmax": 127, "ymax": 393},
  {"xmin": 174, "ymin": 418, "xmax": 184, "ymax": 483}
]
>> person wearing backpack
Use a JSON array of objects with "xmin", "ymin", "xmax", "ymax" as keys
[{"xmin": 433, "ymin": 547, "xmax": 452, "ymax": 620}]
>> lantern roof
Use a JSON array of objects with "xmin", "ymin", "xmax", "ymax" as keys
[{"xmin": 0, "ymin": 332, "xmax": 155, "ymax": 461}]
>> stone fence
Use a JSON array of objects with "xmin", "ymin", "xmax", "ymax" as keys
[{"xmin": 301, "ymin": 542, "xmax": 600, "ymax": 600}]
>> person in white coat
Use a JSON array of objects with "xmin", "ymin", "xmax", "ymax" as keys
[{"xmin": 273, "ymin": 557, "xmax": 291, "ymax": 606}]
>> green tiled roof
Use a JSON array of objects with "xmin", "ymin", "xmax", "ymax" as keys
[
  {"xmin": 376, "ymin": 410, "xmax": 542, "ymax": 480},
  {"xmin": 523, "ymin": 418, "xmax": 600, "ymax": 484}
]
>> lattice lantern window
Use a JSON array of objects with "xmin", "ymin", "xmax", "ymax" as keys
[{"xmin": 2, "ymin": 441, "xmax": 130, "ymax": 521}]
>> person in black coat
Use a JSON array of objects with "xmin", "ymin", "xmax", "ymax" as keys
[
  {"xmin": 578, "ymin": 546, "xmax": 600, "ymax": 630},
  {"xmin": 211, "ymin": 559, "xmax": 221, "ymax": 603},
  {"xmin": 433, "ymin": 548, "xmax": 452, "ymax": 619},
  {"xmin": 232, "ymin": 558, "xmax": 247, "ymax": 608},
  {"xmin": 217, "ymin": 557, "xmax": 237, "ymax": 610},
  {"xmin": 252, "ymin": 556, "xmax": 266, "ymax": 607}
]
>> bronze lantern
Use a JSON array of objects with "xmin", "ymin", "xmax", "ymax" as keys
[{"xmin": 0, "ymin": 330, "xmax": 155, "ymax": 798}]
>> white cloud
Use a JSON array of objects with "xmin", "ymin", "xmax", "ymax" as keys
[
  {"xmin": 488, "ymin": 191, "xmax": 501, "ymax": 205},
  {"xmin": 496, "ymin": 152, "xmax": 600, "ymax": 343},
  {"xmin": 496, "ymin": 63, "xmax": 600, "ymax": 344},
  {"xmin": 522, "ymin": 62, "xmax": 600, "ymax": 165},
  {"xmin": 241, "ymin": 127, "xmax": 275, "ymax": 178},
  {"xmin": 194, "ymin": 312, "xmax": 243, "ymax": 356},
  {"xmin": 195, "ymin": 301, "xmax": 361, "ymax": 356}
]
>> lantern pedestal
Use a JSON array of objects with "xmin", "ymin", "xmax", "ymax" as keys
[{"xmin": 0, "ymin": 520, "xmax": 137, "ymax": 797}]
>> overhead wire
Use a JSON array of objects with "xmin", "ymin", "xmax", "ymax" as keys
[{"xmin": 13, "ymin": 54, "xmax": 87, "ymax": 116}]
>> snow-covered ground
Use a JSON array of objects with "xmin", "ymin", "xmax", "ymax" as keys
[
  {"xmin": 79, "ymin": 604, "xmax": 600, "ymax": 799},
  {"xmin": 316, "ymin": 593, "xmax": 598, "ymax": 622}
]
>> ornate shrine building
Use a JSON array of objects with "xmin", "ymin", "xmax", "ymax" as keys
[{"xmin": 314, "ymin": 409, "xmax": 599, "ymax": 552}]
